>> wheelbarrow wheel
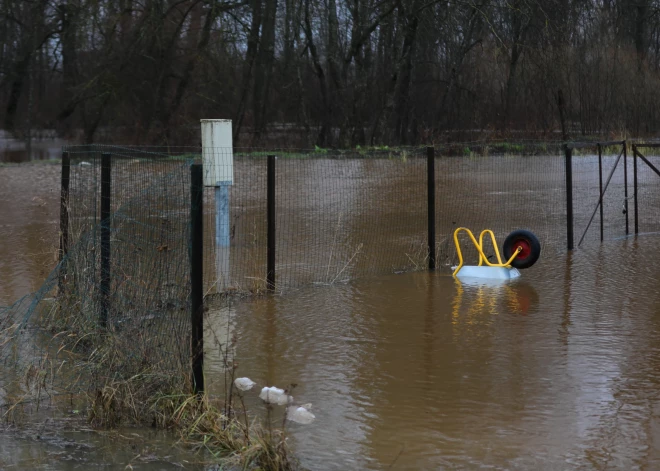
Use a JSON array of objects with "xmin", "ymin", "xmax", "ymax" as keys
[{"xmin": 502, "ymin": 230, "xmax": 541, "ymax": 269}]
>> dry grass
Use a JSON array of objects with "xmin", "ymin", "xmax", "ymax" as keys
[
  {"xmin": 79, "ymin": 356, "xmax": 301, "ymax": 470},
  {"xmin": 0, "ymin": 286, "xmax": 303, "ymax": 470}
]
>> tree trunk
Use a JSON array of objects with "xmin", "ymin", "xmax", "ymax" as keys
[
  {"xmin": 391, "ymin": 5, "xmax": 419, "ymax": 144},
  {"xmin": 252, "ymin": 0, "xmax": 278, "ymax": 141},
  {"xmin": 503, "ymin": 43, "xmax": 521, "ymax": 131},
  {"xmin": 303, "ymin": 0, "xmax": 331, "ymax": 146},
  {"xmin": 160, "ymin": 1, "xmax": 219, "ymax": 141},
  {"xmin": 234, "ymin": 0, "xmax": 263, "ymax": 144},
  {"xmin": 4, "ymin": 53, "xmax": 31, "ymax": 132},
  {"xmin": 59, "ymin": 1, "xmax": 78, "ymax": 137}
]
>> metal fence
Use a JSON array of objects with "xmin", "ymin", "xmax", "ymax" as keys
[
  {"xmin": 1, "ymin": 140, "xmax": 659, "ymax": 417},
  {"xmin": 1, "ymin": 146, "xmax": 195, "ymax": 409}
]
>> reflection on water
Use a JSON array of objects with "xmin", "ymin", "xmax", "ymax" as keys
[
  {"xmin": 203, "ymin": 237, "xmax": 660, "ymax": 470},
  {"xmin": 0, "ymin": 132, "xmax": 66, "ymax": 163}
]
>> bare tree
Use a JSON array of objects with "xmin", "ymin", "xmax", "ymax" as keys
[{"xmin": 4, "ymin": 0, "xmax": 660, "ymax": 145}]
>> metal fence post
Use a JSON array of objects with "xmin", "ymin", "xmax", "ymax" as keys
[
  {"xmin": 267, "ymin": 155, "xmax": 276, "ymax": 290},
  {"xmin": 597, "ymin": 143, "xmax": 603, "ymax": 242},
  {"xmin": 100, "ymin": 153, "xmax": 111, "ymax": 327},
  {"xmin": 59, "ymin": 151, "xmax": 70, "ymax": 293},
  {"xmin": 190, "ymin": 163, "xmax": 204, "ymax": 394},
  {"xmin": 565, "ymin": 145, "xmax": 574, "ymax": 250},
  {"xmin": 427, "ymin": 146, "xmax": 436, "ymax": 270},
  {"xmin": 633, "ymin": 145, "xmax": 639, "ymax": 234},
  {"xmin": 624, "ymin": 141, "xmax": 629, "ymax": 235}
]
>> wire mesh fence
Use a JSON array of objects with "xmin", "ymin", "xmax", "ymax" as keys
[
  {"xmin": 631, "ymin": 145, "xmax": 660, "ymax": 237},
  {"xmin": 570, "ymin": 143, "xmax": 629, "ymax": 247},
  {"xmin": 433, "ymin": 142, "xmax": 567, "ymax": 268},
  {"xmin": 1, "ymin": 147, "xmax": 194, "ymax": 416},
  {"xmin": 204, "ymin": 143, "xmax": 573, "ymax": 292},
  {"xmin": 1, "ymin": 140, "xmax": 658, "ymax": 420}
]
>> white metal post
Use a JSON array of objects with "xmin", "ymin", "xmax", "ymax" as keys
[{"xmin": 201, "ymin": 119, "xmax": 233, "ymax": 292}]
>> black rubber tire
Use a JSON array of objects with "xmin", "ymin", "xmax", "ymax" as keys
[{"xmin": 502, "ymin": 230, "xmax": 541, "ymax": 269}]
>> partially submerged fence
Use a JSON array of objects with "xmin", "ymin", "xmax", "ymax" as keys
[
  {"xmin": 56, "ymin": 141, "xmax": 659, "ymax": 299},
  {"xmin": 565, "ymin": 141, "xmax": 660, "ymax": 249},
  {"xmin": 1, "ymin": 141, "xmax": 659, "ymax": 414},
  {"xmin": 631, "ymin": 143, "xmax": 660, "ymax": 236},
  {"xmin": 199, "ymin": 143, "xmax": 571, "ymax": 293},
  {"xmin": 1, "ymin": 147, "xmax": 196, "ymax": 409}
]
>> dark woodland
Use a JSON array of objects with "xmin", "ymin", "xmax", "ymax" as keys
[{"xmin": 2, "ymin": 0, "xmax": 660, "ymax": 146}]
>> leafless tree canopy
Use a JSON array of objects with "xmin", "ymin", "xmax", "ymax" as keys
[{"xmin": 2, "ymin": 0, "xmax": 660, "ymax": 146}]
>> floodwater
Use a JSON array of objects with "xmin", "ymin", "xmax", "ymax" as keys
[
  {"xmin": 0, "ymin": 131, "xmax": 66, "ymax": 163},
  {"xmin": 3, "ymin": 157, "xmax": 660, "ymax": 469},
  {"xmin": 211, "ymin": 237, "xmax": 660, "ymax": 470},
  {"xmin": 0, "ymin": 427, "xmax": 208, "ymax": 470},
  {"xmin": 0, "ymin": 163, "xmax": 60, "ymax": 305},
  {"xmin": 0, "ymin": 133, "xmax": 63, "ymax": 304}
]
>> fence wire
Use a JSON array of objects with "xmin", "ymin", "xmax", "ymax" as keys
[
  {"xmin": 204, "ymin": 143, "xmax": 572, "ymax": 292},
  {"xmin": 1, "ymin": 146, "xmax": 194, "ymax": 414},
  {"xmin": 1, "ymin": 141, "xmax": 657, "ymax": 419},
  {"xmin": 632, "ymin": 146, "xmax": 660, "ymax": 237},
  {"xmin": 433, "ymin": 142, "xmax": 566, "ymax": 268}
]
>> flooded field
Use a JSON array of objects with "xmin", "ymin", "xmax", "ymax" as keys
[
  {"xmin": 0, "ymin": 163, "xmax": 60, "ymax": 305},
  {"xmin": 0, "ymin": 427, "xmax": 208, "ymax": 470},
  {"xmin": 219, "ymin": 238, "xmax": 660, "ymax": 470},
  {"xmin": 0, "ymin": 131, "xmax": 66, "ymax": 163},
  {"xmin": 2, "ymin": 156, "xmax": 660, "ymax": 469}
]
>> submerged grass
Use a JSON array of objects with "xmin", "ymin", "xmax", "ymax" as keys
[
  {"xmin": 83, "ymin": 373, "xmax": 300, "ymax": 470},
  {"xmin": 2, "ymin": 289, "xmax": 304, "ymax": 470}
]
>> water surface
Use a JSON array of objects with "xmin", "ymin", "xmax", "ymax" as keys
[
  {"xmin": 211, "ymin": 237, "xmax": 660, "ymax": 470},
  {"xmin": 2, "ymin": 158, "xmax": 660, "ymax": 469},
  {"xmin": 0, "ymin": 132, "xmax": 66, "ymax": 163}
]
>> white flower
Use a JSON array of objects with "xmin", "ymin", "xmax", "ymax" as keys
[
  {"xmin": 259, "ymin": 386, "xmax": 291, "ymax": 405},
  {"xmin": 287, "ymin": 405, "xmax": 315, "ymax": 424},
  {"xmin": 234, "ymin": 377, "xmax": 256, "ymax": 391}
]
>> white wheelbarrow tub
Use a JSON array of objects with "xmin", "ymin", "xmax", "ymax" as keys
[{"xmin": 452, "ymin": 265, "xmax": 521, "ymax": 281}]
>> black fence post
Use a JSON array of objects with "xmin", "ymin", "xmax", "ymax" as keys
[
  {"xmin": 427, "ymin": 146, "xmax": 436, "ymax": 270},
  {"xmin": 564, "ymin": 145, "xmax": 574, "ymax": 250},
  {"xmin": 597, "ymin": 143, "xmax": 603, "ymax": 242},
  {"xmin": 633, "ymin": 145, "xmax": 639, "ymax": 234},
  {"xmin": 100, "ymin": 153, "xmax": 111, "ymax": 328},
  {"xmin": 267, "ymin": 155, "xmax": 276, "ymax": 290},
  {"xmin": 190, "ymin": 163, "xmax": 204, "ymax": 394},
  {"xmin": 59, "ymin": 151, "xmax": 70, "ymax": 293},
  {"xmin": 624, "ymin": 141, "xmax": 629, "ymax": 235}
]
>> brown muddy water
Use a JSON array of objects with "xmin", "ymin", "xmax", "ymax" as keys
[
  {"xmin": 3, "ymin": 158, "xmax": 660, "ymax": 469},
  {"xmin": 0, "ymin": 164, "xmax": 60, "ymax": 304},
  {"xmin": 212, "ymin": 238, "xmax": 660, "ymax": 470}
]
